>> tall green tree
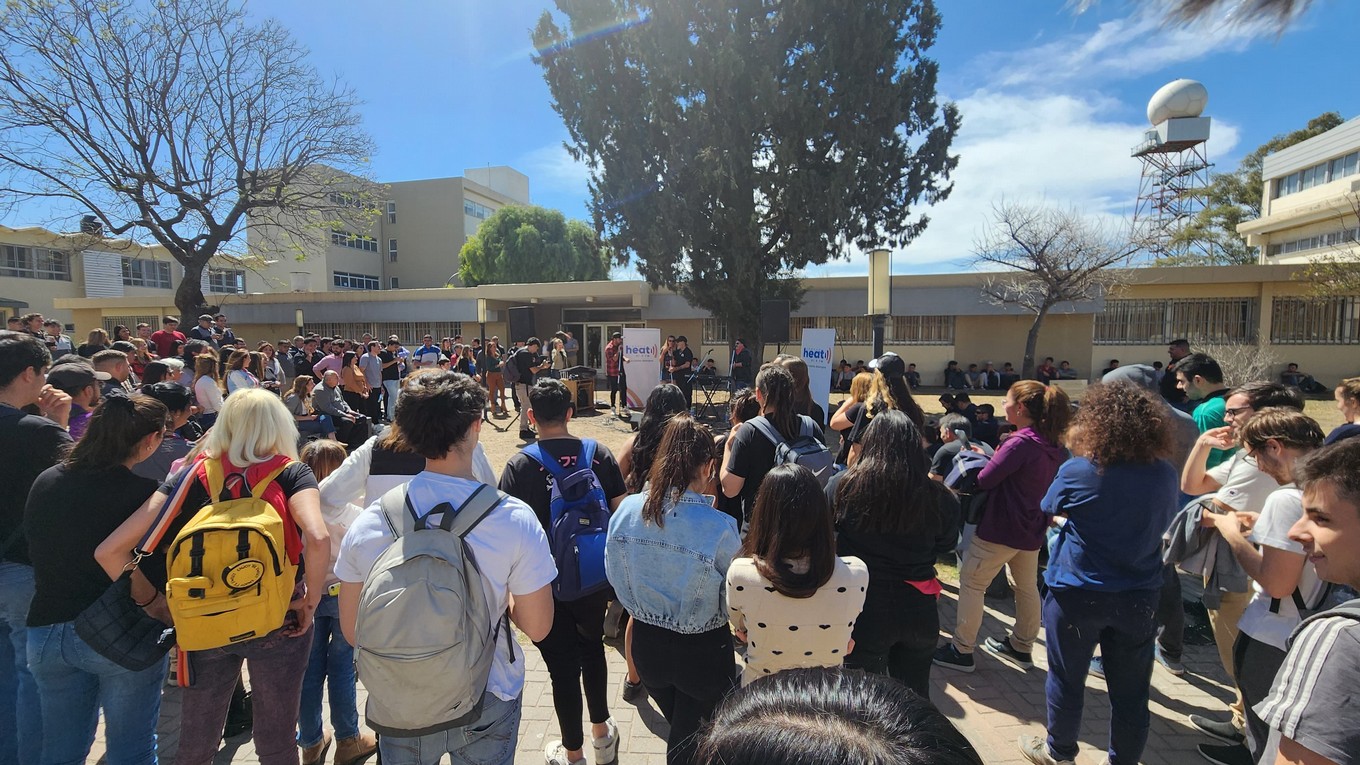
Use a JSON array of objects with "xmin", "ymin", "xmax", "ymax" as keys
[
  {"xmin": 0, "ymin": 0, "xmax": 376, "ymax": 323},
  {"xmin": 457, "ymin": 205, "xmax": 611, "ymax": 286},
  {"xmin": 1164, "ymin": 111, "xmax": 1343, "ymax": 265},
  {"xmin": 533, "ymin": 0, "xmax": 959, "ymax": 353}
]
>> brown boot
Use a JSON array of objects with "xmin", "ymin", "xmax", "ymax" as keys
[
  {"xmin": 301, "ymin": 730, "xmax": 332, "ymax": 765},
  {"xmin": 334, "ymin": 731, "xmax": 378, "ymax": 765}
]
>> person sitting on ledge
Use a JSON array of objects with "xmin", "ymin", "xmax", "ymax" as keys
[{"xmin": 1057, "ymin": 360, "xmax": 1079, "ymax": 380}]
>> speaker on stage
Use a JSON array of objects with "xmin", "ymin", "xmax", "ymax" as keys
[
  {"xmin": 508, "ymin": 306, "xmax": 536, "ymax": 344},
  {"xmin": 761, "ymin": 300, "xmax": 790, "ymax": 344}
]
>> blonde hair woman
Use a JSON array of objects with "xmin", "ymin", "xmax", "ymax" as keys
[{"xmin": 96, "ymin": 389, "xmax": 329, "ymax": 765}]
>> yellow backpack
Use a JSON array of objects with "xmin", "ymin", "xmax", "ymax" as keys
[{"xmin": 140, "ymin": 458, "xmax": 297, "ymax": 651}]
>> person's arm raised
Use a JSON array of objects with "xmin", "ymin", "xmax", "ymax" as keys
[{"xmin": 1182, "ymin": 427, "xmax": 1232, "ymax": 496}]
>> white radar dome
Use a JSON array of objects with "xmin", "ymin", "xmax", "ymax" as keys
[{"xmin": 1147, "ymin": 79, "xmax": 1208, "ymax": 125}]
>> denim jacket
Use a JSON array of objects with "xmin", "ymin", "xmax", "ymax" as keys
[{"xmin": 606, "ymin": 489, "xmax": 742, "ymax": 634}]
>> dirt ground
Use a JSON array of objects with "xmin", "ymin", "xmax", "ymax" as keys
[{"xmin": 472, "ymin": 386, "xmax": 1347, "ymax": 474}]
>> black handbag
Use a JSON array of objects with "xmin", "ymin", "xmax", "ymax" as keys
[{"xmin": 74, "ymin": 570, "xmax": 175, "ymax": 671}]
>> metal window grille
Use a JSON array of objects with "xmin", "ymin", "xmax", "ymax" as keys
[
  {"xmin": 823, "ymin": 316, "xmax": 871, "ymax": 344},
  {"xmin": 102, "ymin": 315, "xmax": 161, "ymax": 335},
  {"xmin": 787, "ymin": 316, "xmax": 821, "ymax": 342},
  {"xmin": 702, "ymin": 317, "xmax": 728, "ymax": 344},
  {"xmin": 1095, "ymin": 298, "xmax": 1258, "ymax": 344},
  {"xmin": 891, "ymin": 315, "xmax": 955, "ymax": 344},
  {"xmin": 1271, "ymin": 297, "xmax": 1360, "ymax": 345},
  {"xmin": 305, "ymin": 322, "xmax": 463, "ymax": 343}
]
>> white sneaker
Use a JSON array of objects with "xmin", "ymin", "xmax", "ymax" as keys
[
  {"xmin": 544, "ymin": 741, "xmax": 585, "ymax": 765},
  {"xmin": 592, "ymin": 719, "xmax": 619, "ymax": 765}
]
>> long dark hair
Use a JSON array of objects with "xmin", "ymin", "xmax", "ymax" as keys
[
  {"xmin": 773, "ymin": 355, "xmax": 816, "ymax": 419},
  {"xmin": 742, "ymin": 464, "xmax": 835, "ymax": 598},
  {"xmin": 627, "ymin": 383, "xmax": 689, "ymax": 492},
  {"xmin": 642, "ymin": 413, "xmax": 716, "ymax": 528},
  {"xmin": 756, "ymin": 364, "xmax": 799, "ymax": 440},
  {"xmin": 834, "ymin": 409, "xmax": 948, "ymax": 535},
  {"xmin": 66, "ymin": 394, "xmax": 167, "ymax": 471}
]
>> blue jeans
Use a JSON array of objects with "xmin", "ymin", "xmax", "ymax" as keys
[
  {"xmin": 378, "ymin": 692, "xmax": 521, "ymax": 765},
  {"xmin": 297, "ymin": 594, "xmax": 359, "ymax": 748},
  {"xmin": 297, "ymin": 414, "xmax": 336, "ymax": 438},
  {"xmin": 0, "ymin": 562, "xmax": 39, "ymax": 765},
  {"xmin": 27, "ymin": 621, "xmax": 167, "ymax": 765},
  {"xmin": 1043, "ymin": 587, "xmax": 1159, "ymax": 765},
  {"xmin": 383, "ymin": 379, "xmax": 400, "ymax": 421}
]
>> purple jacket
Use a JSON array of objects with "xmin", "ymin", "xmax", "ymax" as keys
[{"xmin": 974, "ymin": 426, "xmax": 1066, "ymax": 551}]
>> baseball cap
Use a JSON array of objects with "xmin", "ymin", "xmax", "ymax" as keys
[
  {"xmin": 871, "ymin": 352, "xmax": 906, "ymax": 378},
  {"xmin": 197, "ymin": 314, "xmax": 213, "ymax": 322},
  {"xmin": 48, "ymin": 362, "xmax": 111, "ymax": 392}
]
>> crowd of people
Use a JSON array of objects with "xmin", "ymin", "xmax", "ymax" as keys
[{"xmin": 3, "ymin": 314, "xmax": 1360, "ymax": 765}]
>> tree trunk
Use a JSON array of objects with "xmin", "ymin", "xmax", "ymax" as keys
[
  {"xmin": 1021, "ymin": 308, "xmax": 1049, "ymax": 380},
  {"xmin": 175, "ymin": 256, "xmax": 218, "ymax": 326}
]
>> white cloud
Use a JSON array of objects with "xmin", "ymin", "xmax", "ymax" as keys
[{"xmin": 516, "ymin": 142, "xmax": 592, "ymax": 200}]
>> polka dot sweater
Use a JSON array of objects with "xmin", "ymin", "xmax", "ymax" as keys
[{"xmin": 726, "ymin": 555, "xmax": 868, "ymax": 686}]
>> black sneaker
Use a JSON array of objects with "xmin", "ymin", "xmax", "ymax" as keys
[
  {"xmin": 1189, "ymin": 714, "xmax": 1246, "ymax": 745},
  {"xmin": 983, "ymin": 636, "xmax": 1034, "ymax": 669},
  {"xmin": 1197, "ymin": 742, "xmax": 1253, "ymax": 765},
  {"xmin": 932, "ymin": 644, "xmax": 975, "ymax": 673},
  {"xmin": 622, "ymin": 678, "xmax": 645, "ymax": 702}
]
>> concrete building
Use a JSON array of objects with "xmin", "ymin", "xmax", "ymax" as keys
[
  {"xmin": 1240, "ymin": 115, "xmax": 1360, "ymax": 266},
  {"xmin": 247, "ymin": 166, "xmax": 530, "ymax": 294},
  {"xmin": 0, "ymin": 223, "xmax": 252, "ymax": 330},
  {"xmin": 55, "ymin": 264, "xmax": 1360, "ymax": 387}
]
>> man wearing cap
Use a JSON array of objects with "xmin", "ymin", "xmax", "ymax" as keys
[
  {"xmin": 150, "ymin": 316, "xmax": 185, "ymax": 359},
  {"xmin": 47, "ymin": 362, "xmax": 109, "ymax": 440},
  {"xmin": 187, "ymin": 314, "xmax": 219, "ymax": 347},
  {"xmin": 731, "ymin": 338, "xmax": 753, "ymax": 389},
  {"xmin": 669, "ymin": 335, "xmax": 696, "ymax": 409},
  {"xmin": 604, "ymin": 331, "xmax": 625, "ymax": 415}
]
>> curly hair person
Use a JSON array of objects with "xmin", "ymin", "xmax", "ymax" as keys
[{"xmin": 1067, "ymin": 383, "xmax": 1172, "ymax": 467}]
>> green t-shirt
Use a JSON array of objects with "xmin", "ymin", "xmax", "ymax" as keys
[{"xmin": 1194, "ymin": 394, "xmax": 1233, "ymax": 469}]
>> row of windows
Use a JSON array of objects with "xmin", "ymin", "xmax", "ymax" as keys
[
  {"xmin": 208, "ymin": 268, "xmax": 245, "ymax": 294},
  {"xmin": 1273, "ymin": 150, "xmax": 1360, "ymax": 198},
  {"xmin": 333, "ymin": 271, "xmax": 381, "ymax": 290},
  {"xmin": 122, "ymin": 258, "xmax": 172, "ymax": 289},
  {"xmin": 1271, "ymin": 296, "xmax": 1360, "ymax": 345},
  {"xmin": 1266, "ymin": 227, "xmax": 1360, "ymax": 257},
  {"xmin": 331, "ymin": 230, "xmax": 379, "ymax": 252},
  {"xmin": 303, "ymin": 322, "xmax": 464, "ymax": 343},
  {"xmin": 0, "ymin": 245, "xmax": 71, "ymax": 281},
  {"xmin": 1094, "ymin": 298, "xmax": 1257, "ymax": 345},
  {"xmin": 464, "ymin": 200, "xmax": 493, "ymax": 220},
  {"xmin": 701, "ymin": 315, "xmax": 956, "ymax": 345},
  {"xmin": 327, "ymin": 191, "xmax": 368, "ymax": 210}
]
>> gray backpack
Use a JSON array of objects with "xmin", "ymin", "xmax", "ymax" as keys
[
  {"xmin": 748, "ymin": 414, "xmax": 835, "ymax": 488},
  {"xmin": 355, "ymin": 483, "xmax": 510, "ymax": 736}
]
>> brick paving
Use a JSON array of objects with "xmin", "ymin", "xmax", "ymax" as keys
[{"xmin": 91, "ymin": 579, "xmax": 1236, "ymax": 765}]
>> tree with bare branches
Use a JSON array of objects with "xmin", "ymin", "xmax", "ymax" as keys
[
  {"xmin": 0, "ymin": 0, "xmax": 377, "ymax": 321},
  {"xmin": 1293, "ymin": 191, "xmax": 1360, "ymax": 296},
  {"xmin": 972, "ymin": 202, "xmax": 1142, "ymax": 379}
]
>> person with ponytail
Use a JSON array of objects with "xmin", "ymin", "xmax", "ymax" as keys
[
  {"xmin": 607, "ymin": 414, "xmax": 741, "ymax": 765},
  {"xmin": 24, "ymin": 394, "xmax": 170, "ymax": 764},
  {"xmin": 722, "ymin": 365, "xmax": 826, "ymax": 528},
  {"xmin": 935, "ymin": 380, "xmax": 1070, "ymax": 673},
  {"xmin": 772, "ymin": 354, "xmax": 825, "ymax": 426}
]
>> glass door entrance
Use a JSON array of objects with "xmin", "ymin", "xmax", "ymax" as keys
[{"xmin": 563, "ymin": 322, "xmax": 644, "ymax": 375}]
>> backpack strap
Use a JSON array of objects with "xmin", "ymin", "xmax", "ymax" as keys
[
  {"xmin": 378, "ymin": 484, "xmax": 419, "ymax": 540},
  {"xmin": 134, "ymin": 460, "xmax": 204, "ymax": 556},
  {"xmin": 797, "ymin": 415, "xmax": 814, "ymax": 439},
  {"xmin": 580, "ymin": 438, "xmax": 597, "ymax": 467},
  {"xmin": 748, "ymin": 415, "xmax": 785, "ymax": 447},
  {"xmin": 379, "ymin": 483, "xmax": 505, "ymax": 539},
  {"xmin": 444, "ymin": 483, "xmax": 506, "ymax": 538}
]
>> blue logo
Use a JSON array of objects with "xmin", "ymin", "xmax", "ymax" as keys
[
  {"xmin": 802, "ymin": 348, "xmax": 830, "ymax": 362},
  {"xmin": 624, "ymin": 344, "xmax": 656, "ymax": 357}
]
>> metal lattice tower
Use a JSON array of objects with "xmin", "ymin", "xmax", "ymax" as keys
[{"xmin": 1132, "ymin": 132, "xmax": 1213, "ymax": 261}]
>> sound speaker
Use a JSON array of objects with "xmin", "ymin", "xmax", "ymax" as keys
[
  {"xmin": 761, "ymin": 300, "xmax": 790, "ymax": 344},
  {"xmin": 508, "ymin": 306, "xmax": 536, "ymax": 344}
]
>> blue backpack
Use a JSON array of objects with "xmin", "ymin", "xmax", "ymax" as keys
[{"xmin": 523, "ymin": 440, "xmax": 611, "ymax": 601}]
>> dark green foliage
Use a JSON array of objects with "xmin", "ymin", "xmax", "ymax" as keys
[
  {"xmin": 457, "ymin": 205, "xmax": 611, "ymax": 286},
  {"xmin": 533, "ymin": 0, "xmax": 959, "ymax": 351}
]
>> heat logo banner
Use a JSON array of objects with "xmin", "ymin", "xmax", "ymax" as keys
[
  {"xmin": 801, "ymin": 328, "xmax": 835, "ymax": 423},
  {"xmin": 621, "ymin": 328, "xmax": 660, "ymax": 409}
]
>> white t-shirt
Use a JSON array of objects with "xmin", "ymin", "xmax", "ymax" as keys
[
  {"xmin": 194, "ymin": 376, "xmax": 224, "ymax": 413},
  {"xmin": 333, "ymin": 471, "xmax": 557, "ymax": 701},
  {"xmin": 1236, "ymin": 485, "xmax": 1326, "ymax": 651},
  {"xmin": 1207, "ymin": 451, "xmax": 1281, "ymax": 515}
]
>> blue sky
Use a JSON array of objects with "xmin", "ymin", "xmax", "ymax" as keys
[{"xmin": 8, "ymin": 1, "xmax": 1360, "ymax": 277}]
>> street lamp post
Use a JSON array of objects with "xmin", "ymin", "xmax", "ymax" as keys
[{"xmin": 868, "ymin": 248, "xmax": 891, "ymax": 359}]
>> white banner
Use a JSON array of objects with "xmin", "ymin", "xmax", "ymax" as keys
[
  {"xmin": 801, "ymin": 328, "xmax": 836, "ymax": 425},
  {"xmin": 621, "ymin": 328, "xmax": 661, "ymax": 409}
]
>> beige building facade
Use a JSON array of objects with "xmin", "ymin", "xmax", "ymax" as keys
[{"xmin": 55, "ymin": 264, "xmax": 1360, "ymax": 388}]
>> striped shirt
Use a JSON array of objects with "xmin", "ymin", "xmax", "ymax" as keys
[{"xmin": 1256, "ymin": 602, "xmax": 1360, "ymax": 765}]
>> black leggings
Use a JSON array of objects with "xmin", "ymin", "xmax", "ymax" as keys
[
  {"xmin": 631, "ymin": 621, "xmax": 735, "ymax": 765},
  {"xmin": 844, "ymin": 579, "xmax": 939, "ymax": 698},
  {"xmin": 532, "ymin": 590, "xmax": 612, "ymax": 751}
]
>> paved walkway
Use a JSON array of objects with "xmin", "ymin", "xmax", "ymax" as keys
[{"xmin": 93, "ymin": 582, "xmax": 1235, "ymax": 765}]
